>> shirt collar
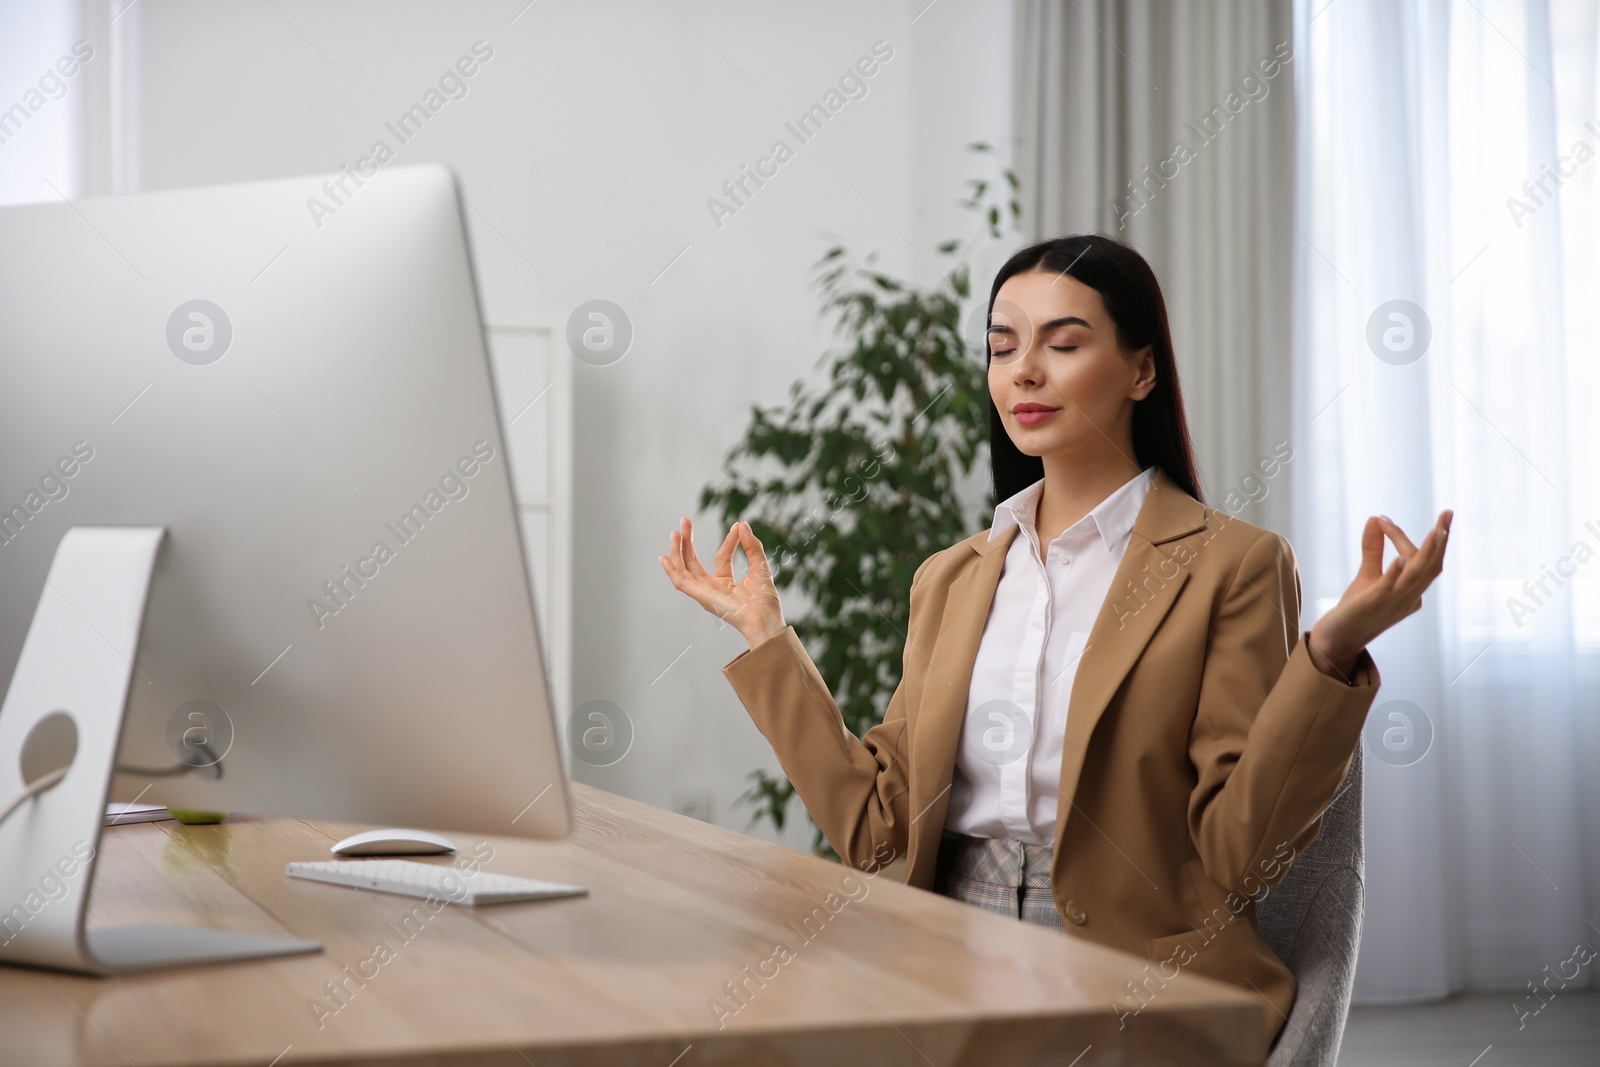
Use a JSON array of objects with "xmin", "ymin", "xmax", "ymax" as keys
[{"xmin": 987, "ymin": 465, "xmax": 1157, "ymax": 552}]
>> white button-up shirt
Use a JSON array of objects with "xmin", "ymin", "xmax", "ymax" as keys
[{"xmin": 945, "ymin": 465, "xmax": 1157, "ymax": 845}]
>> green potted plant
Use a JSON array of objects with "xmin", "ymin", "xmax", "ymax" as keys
[{"xmin": 699, "ymin": 144, "xmax": 1020, "ymax": 856}]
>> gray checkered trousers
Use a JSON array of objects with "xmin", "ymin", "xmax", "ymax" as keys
[{"xmin": 932, "ymin": 829, "xmax": 1065, "ymax": 929}]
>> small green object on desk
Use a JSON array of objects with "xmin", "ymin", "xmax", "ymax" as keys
[{"xmin": 168, "ymin": 809, "xmax": 229, "ymax": 825}]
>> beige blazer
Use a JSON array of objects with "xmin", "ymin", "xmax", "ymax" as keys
[{"xmin": 722, "ymin": 466, "xmax": 1381, "ymax": 1037}]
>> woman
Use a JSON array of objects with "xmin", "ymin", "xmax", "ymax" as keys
[{"xmin": 658, "ymin": 234, "xmax": 1450, "ymax": 1040}]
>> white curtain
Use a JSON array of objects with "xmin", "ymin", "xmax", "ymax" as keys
[
  {"xmin": 1011, "ymin": 0, "xmax": 1300, "ymax": 529},
  {"xmin": 1291, "ymin": 0, "xmax": 1600, "ymax": 1001},
  {"xmin": 0, "ymin": 0, "xmax": 84, "ymax": 204}
]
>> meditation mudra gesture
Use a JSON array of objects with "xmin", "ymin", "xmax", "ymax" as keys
[{"xmin": 660, "ymin": 234, "xmax": 1450, "ymax": 1045}]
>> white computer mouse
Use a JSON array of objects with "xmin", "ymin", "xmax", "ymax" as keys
[{"xmin": 330, "ymin": 828, "xmax": 459, "ymax": 856}]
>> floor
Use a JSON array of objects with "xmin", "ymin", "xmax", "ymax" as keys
[{"xmin": 1338, "ymin": 989, "xmax": 1600, "ymax": 1066}]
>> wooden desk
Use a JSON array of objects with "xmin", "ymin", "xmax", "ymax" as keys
[{"xmin": 2, "ymin": 783, "xmax": 1270, "ymax": 1066}]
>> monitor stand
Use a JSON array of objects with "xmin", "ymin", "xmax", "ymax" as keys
[{"xmin": 0, "ymin": 527, "xmax": 322, "ymax": 975}]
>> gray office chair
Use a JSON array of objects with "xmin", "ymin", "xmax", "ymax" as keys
[{"xmin": 1256, "ymin": 744, "xmax": 1365, "ymax": 1067}]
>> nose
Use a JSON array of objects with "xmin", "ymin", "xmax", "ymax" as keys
[{"xmin": 1009, "ymin": 338, "xmax": 1044, "ymax": 387}]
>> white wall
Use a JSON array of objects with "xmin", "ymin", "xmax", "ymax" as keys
[{"xmin": 68, "ymin": 0, "xmax": 1015, "ymax": 850}]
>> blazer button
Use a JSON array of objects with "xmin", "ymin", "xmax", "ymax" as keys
[{"xmin": 1064, "ymin": 900, "xmax": 1087, "ymax": 925}]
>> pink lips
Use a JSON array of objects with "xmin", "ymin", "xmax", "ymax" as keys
[{"xmin": 1011, "ymin": 402, "xmax": 1061, "ymax": 426}]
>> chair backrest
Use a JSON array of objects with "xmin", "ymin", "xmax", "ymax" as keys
[{"xmin": 1255, "ymin": 743, "xmax": 1365, "ymax": 1067}]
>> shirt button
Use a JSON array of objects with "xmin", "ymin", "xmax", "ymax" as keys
[
  {"xmin": 1064, "ymin": 900, "xmax": 1088, "ymax": 925},
  {"xmin": 1060, "ymin": 554, "xmax": 1072, "ymax": 566}
]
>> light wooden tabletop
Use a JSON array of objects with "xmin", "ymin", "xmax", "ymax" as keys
[{"xmin": 1, "ymin": 782, "xmax": 1270, "ymax": 1066}]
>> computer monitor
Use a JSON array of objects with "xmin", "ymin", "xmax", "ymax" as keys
[{"xmin": 0, "ymin": 164, "xmax": 571, "ymax": 972}]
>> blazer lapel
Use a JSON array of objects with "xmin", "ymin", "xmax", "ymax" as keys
[
  {"xmin": 1051, "ymin": 468, "xmax": 1211, "ymax": 850},
  {"xmin": 907, "ymin": 523, "xmax": 1014, "ymax": 854},
  {"xmin": 905, "ymin": 467, "xmax": 1211, "ymax": 876}
]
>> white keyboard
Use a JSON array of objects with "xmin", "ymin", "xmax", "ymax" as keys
[{"xmin": 286, "ymin": 859, "xmax": 587, "ymax": 906}]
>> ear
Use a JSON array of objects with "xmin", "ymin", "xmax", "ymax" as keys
[{"xmin": 1129, "ymin": 345, "xmax": 1158, "ymax": 401}]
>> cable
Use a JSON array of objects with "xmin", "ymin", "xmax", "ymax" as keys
[
  {"xmin": 0, "ymin": 766, "xmax": 69, "ymax": 825},
  {"xmin": 114, "ymin": 741, "xmax": 225, "ymax": 779},
  {"xmin": 0, "ymin": 743, "xmax": 224, "ymax": 826}
]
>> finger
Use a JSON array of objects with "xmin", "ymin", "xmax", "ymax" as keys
[
  {"xmin": 1375, "ymin": 552, "xmax": 1405, "ymax": 593},
  {"xmin": 737, "ymin": 521, "xmax": 772, "ymax": 582},
  {"xmin": 661, "ymin": 524, "xmax": 691, "ymax": 581},
  {"xmin": 1393, "ymin": 527, "xmax": 1439, "ymax": 593},
  {"xmin": 668, "ymin": 529, "xmax": 699, "ymax": 584},
  {"xmin": 1406, "ymin": 517, "xmax": 1451, "ymax": 590},
  {"xmin": 1401, "ymin": 513, "xmax": 1450, "ymax": 579},
  {"xmin": 1379, "ymin": 515, "xmax": 1418, "ymax": 558},
  {"xmin": 712, "ymin": 521, "xmax": 742, "ymax": 578},
  {"xmin": 691, "ymin": 521, "xmax": 732, "ymax": 579},
  {"xmin": 664, "ymin": 527, "xmax": 681, "ymax": 572},
  {"xmin": 680, "ymin": 517, "xmax": 722, "ymax": 581},
  {"xmin": 1433, "ymin": 514, "xmax": 1451, "ymax": 573},
  {"xmin": 1357, "ymin": 516, "xmax": 1386, "ymax": 581}
]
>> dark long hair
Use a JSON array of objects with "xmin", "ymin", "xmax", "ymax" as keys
[{"xmin": 985, "ymin": 234, "xmax": 1204, "ymax": 505}]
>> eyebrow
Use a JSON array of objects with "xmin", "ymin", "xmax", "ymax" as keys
[{"xmin": 988, "ymin": 316, "xmax": 1093, "ymax": 333}]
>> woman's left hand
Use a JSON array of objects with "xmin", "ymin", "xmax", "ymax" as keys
[{"xmin": 1307, "ymin": 509, "xmax": 1453, "ymax": 681}]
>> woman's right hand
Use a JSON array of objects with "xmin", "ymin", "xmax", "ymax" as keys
[{"xmin": 659, "ymin": 517, "xmax": 787, "ymax": 649}]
